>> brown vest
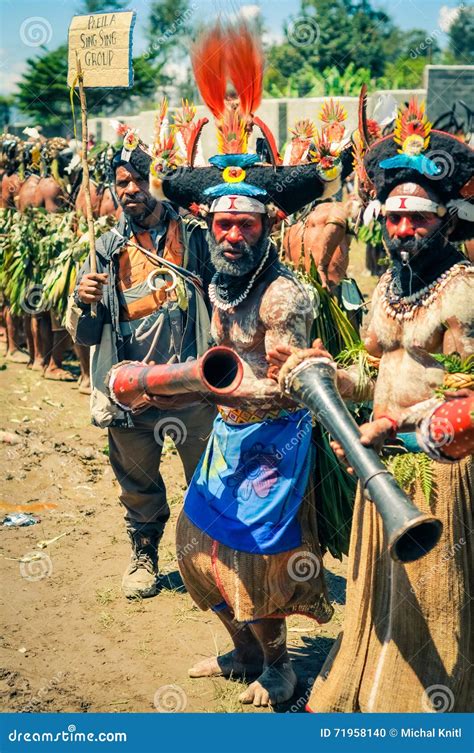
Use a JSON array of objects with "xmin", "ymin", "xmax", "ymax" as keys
[{"xmin": 117, "ymin": 219, "xmax": 183, "ymax": 321}]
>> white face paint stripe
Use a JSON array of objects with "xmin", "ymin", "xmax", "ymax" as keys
[
  {"xmin": 210, "ymin": 195, "xmax": 266, "ymax": 213},
  {"xmin": 384, "ymin": 196, "xmax": 443, "ymax": 214}
]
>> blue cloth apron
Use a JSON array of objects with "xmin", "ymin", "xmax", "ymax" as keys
[{"xmin": 184, "ymin": 409, "xmax": 313, "ymax": 555}]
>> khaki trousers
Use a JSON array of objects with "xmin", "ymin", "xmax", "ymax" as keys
[{"xmin": 108, "ymin": 403, "xmax": 215, "ymax": 532}]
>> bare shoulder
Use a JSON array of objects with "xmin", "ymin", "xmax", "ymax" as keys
[
  {"xmin": 306, "ymin": 204, "xmax": 329, "ymax": 227},
  {"xmin": 440, "ymin": 263, "xmax": 474, "ymax": 323},
  {"xmin": 260, "ymin": 270, "xmax": 312, "ymax": 324}
]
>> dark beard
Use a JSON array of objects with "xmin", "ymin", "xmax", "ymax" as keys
[
  {"xmin": 209, "ymin": 230, "xmax": 275, "ymax": 303},
  {"xmin": 381, "ymin": 221, "xmax": 464, "ymax": 296},
  {"xmin": 208, "ymin": 231, "xmax": 269, "ymax": 277}
]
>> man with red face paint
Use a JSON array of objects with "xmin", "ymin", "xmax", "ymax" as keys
[
  {"xmin": 148, "ymin": 19, "xmax": 350, "ymax": 707},
  {"xmin": 268, "ymin": 101, "xmax": 474, "ymax": 712},
  {"xmin": 174, "ymin": 191, "xmax": 334, "ymax": 708}
]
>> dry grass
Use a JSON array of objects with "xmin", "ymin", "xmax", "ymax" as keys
[
  {"xmin": 98, "ymin": 611, "xmax": 115, "ymax": 629},
  {"xmin": 95, "ymin": 587, "xmax": 117, "ymax": 606},
  {"xmin": 211, "ymin": 678, "xmax": 248, "ymax": 713}
]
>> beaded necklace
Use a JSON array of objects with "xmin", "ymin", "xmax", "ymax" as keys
[
  {"xmin": 208, "ymin": 244, "xmax": 271, "ymax": 312},
  {"xmin": 381, "ymin": 262, "xmax": 468, "ymax": 321}
]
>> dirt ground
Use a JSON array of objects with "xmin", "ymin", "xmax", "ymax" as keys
[
  {"xmin": 0, "ymin": 243, "xmax": 377, "ymax": 714},
  {"xmin": 0, "ymin": 357, "xmax": 349, "ymax": 714}
]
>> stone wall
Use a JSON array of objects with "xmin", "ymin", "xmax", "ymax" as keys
[
  {"xmin": 89, "ymin": 90, "xmax": 429, "ymax": 157},
  {"xmin": 424, "ymin": 65, "xmax": 474, "ymax": 127}
]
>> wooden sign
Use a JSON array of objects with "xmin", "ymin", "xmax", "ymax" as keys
[{"xmin": 68, "ymin": 10, "xmax": 136, "ymax": 88}]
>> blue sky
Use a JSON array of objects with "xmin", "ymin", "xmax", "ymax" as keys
[{"xmin": 0, "ymin": 0, "xmax": 466, "ymax": 95}]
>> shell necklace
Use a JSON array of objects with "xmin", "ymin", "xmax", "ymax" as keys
[
  {"xmin": 209, "ymin": 245, "xmax": 271, "ymax": 312},
  {"xmin": 382, "ymin": 262, "xmax": 467, "ymax": 321}
]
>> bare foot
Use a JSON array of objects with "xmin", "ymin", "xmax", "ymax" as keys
[
  {"xmin": 239, "ymin": 662, "xmax": 297, "ymax": 707},
  {"xmin": 6, "ymin": 349, "xmax": 30, "ymax": 364},
  {"xmin": 30, "ymin": 359, "xmax": 45, "ymax": 372},
  {"xmin": 78, "ymin": 377, "xmax": 91, "ymax": 395},
  {"xmin": 189, "ymin": 649, "xmax": 263, "ymax": 679},
  {"xmin": 43, "ymin": 367, "xmax": 76, "ymax": 382},
  {"xmin": 71, "ymin": 374, "xmax": 83, "ymax": 390}
]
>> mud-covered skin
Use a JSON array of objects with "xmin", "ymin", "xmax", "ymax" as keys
[
  {"xmin": 211, "ymin": 263, "xmax": 313, "ymax": 412},
  {"xmin": 283, "ymin": 199, "xmax": 360, "ymax": 287},
  {"xmin": 363, "ymin": 265, "xmax": 474, "ymax": 419},
  {"xmin": 17, "ymin": 175, "xmax": 67, "ymax": 213}
]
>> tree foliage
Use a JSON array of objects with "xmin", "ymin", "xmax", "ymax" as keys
[
  {"xmin": 265, "ymin": 62, "xmax": 373, "ymax": 98},
  {"xmin": 0, "ymin": 96, "xmax": 13, "ymax": 130},
  {"xmin": 448, "ymin": 5, "xmax": 474, "ymax": 63},
  {"xmin": 76, "ymin": 0, "xmax": 128, "ymax": 11},
  {"xmin": 264, "ymin": 0, "xmax": 456, "ymax": 95},
  {"xmin": 146, "ymin": 0, "xmax": 192, "ymax": 64},
  {"xmin": 264, "ymin": 0, "xmax": 399, "ymax": 96},
  {"xmin": 13, "ymin": 0, "xmax": 474, "ymax": 126},
  {"xmin": 15, "ymin": 45, "xmax": 157, "ymax": 128}
]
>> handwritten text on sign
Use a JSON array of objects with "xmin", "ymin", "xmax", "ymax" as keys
[{"xmin": 68, "ymin": 11, "xmax": 136, "ymax": 88}]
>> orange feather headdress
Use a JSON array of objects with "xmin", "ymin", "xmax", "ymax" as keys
[{"xmin": 150, "ymin": 21, "xmax": 342, "ymax": 217}]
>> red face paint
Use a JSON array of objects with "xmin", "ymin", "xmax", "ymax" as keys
[
  {"xmin": 386, "ymin": 211, "xmax": 440, "ymax": 240},
  {"xmin": 212, "ymin": 212, "xmax": 264, "ymax": 247}
]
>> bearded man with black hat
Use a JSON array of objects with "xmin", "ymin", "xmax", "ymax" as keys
[
  {"xmin": 145, "ymin": 21, "xmax": 346, "ymax": 707},
  {"xmin": 270, "ymin": 98, "xmax": 473, "ymax": 712},
  {"xmin": 66, "ymin": 116, "xmax": 216, "ymax": 600}
]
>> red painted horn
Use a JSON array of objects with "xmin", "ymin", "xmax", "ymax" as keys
[{"xmin": 108, "ymin": 346, "xmax": 244, "ymax": 411}]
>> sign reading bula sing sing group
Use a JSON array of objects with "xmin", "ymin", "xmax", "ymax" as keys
[{"xmin": 67, "ymin": 10, "xmax": 136, "ymax": 88}]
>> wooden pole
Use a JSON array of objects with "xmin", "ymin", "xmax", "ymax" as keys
[{"xmin": 75, "ymin": 51, "xmax": 97, "ymax": 317}]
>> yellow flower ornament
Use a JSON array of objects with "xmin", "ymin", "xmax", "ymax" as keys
[{"xmin": 222, "ymin": 165, "xmax": 246, "ymax": 183}]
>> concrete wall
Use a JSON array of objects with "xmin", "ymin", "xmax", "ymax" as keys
[
  {"xmin": 424, "ymin": 65, "xmax": 474, "ymax": 124},
  {"xmin": 89, "ymin": 90, "xmax": 428, "ymax": 158}
]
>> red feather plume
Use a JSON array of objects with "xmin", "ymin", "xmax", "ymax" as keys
[
  {"xmin": 191, "ymin": 24, "xmax": 227, "ymax": 119},
  {"xmin": 226, "ymin": 22, "xmax": 263, "ymax": 117}
]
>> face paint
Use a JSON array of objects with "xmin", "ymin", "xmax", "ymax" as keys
[
  {"xmin": 382, "ymin": 183, "xmax": 448, "ymax": 269},
  {"xmin": 209, "ymin": 212, "xmax": 267, "ymax": 277}
]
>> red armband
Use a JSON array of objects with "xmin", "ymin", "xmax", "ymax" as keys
[{"xmin": 377, "ymin": 414, "xmax": 398, "ymax": 437}]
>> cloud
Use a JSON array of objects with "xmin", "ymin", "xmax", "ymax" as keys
[
  {"xmin": 0, "ymin": 59, "xmax": 27, "ymax": 96},
  {"xmin": 239, "ymin": 4, "xmax": 261, "ymax": 21},
  {"xmin": 438, "ymin": 4, "xmax": 462, "ymax": 33},
  {"xmin": 262, "ymin": 29, "xmax": 284, "ymax": 46}
]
